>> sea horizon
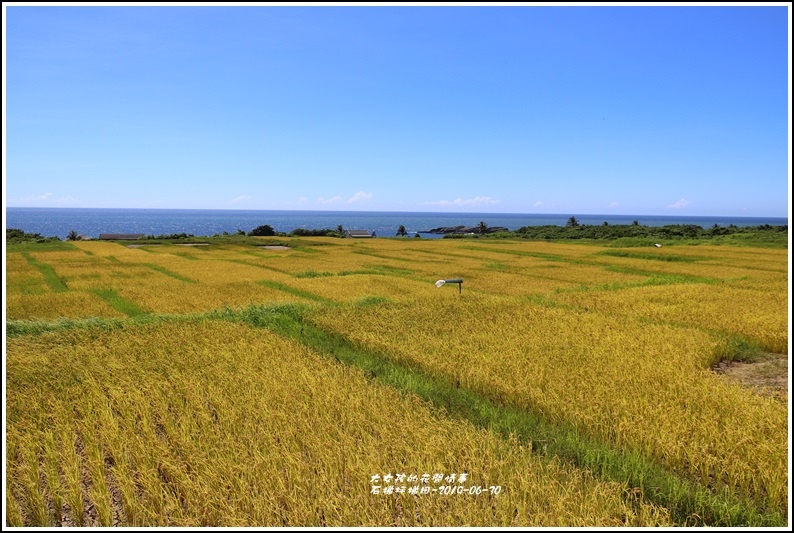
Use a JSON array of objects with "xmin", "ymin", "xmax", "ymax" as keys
[{"xmin": 5, "ymin": 206, "xmax": 789, "ymax": 241}]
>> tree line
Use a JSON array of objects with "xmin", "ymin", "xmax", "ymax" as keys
[
  {"xmin": 8, "ymin": 219, "xmax": 788, "ymax": 245},
  {"xmin": 513, "ymin": 219, "xmax": 788, "ymax": 240}
]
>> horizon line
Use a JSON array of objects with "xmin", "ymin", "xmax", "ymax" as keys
[{"xmin": 4, "ymin": 205, "xmax": 789, "ymax": 220}]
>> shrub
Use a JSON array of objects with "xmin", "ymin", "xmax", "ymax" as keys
[
  {"xmin": 290, "ymin": 228, "xmax": 337, "ymax": 237},
  {"xmin": 249, "ymin": 225, "xmax": 276, "ymax": 237}
]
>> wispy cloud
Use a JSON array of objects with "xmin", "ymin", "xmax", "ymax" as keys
[
  {"xmin": 317, "ymin": 195, "xmax": 343, "ymax": 205},
  {"xmin": 228, "ymin": 195, "xmax": 250, "ymax": 204},
  {"xmin": 316, "ymin": 191, "xmax": 373, "ymax": 205},
  {"xmin": 15, "ymin": 192, "xmax": 76, "ymax": 205},
  {"xmin": 347, "ymin": 191, "xmax": 373, "ymax": 204},
  {"xmin": 534, "ymin": 201, "xmax": 544, "ymax": 208},
  {"xmin": 423, "ymin": 196, "xmax": 499, "ymax": 208},
  {"xmin": 667, "ymin": 198, "xmax": 690, "ymax": 209}
]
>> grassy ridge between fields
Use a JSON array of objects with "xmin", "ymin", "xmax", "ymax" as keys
[
  {"xmin": 21, "ymin": 252, "xmax": 69, "ymax": 293},
  {"xmin": 215, "ymin": 303, "xmax": 784, "ymax": 527},
  {"xmin": 7, "ymin": 304, "xmax": 784, "ymax": 527}
]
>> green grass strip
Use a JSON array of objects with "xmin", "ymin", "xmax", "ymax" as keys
[
  {"xmin": 370, "ymin": 264, "xmax": 415, "ymax": 275},
  {"xmin": 293, "ymin": 270, "xmax": 335, "ymax": 278},
  {"xmin": 291, "ymin": 246, "xmax": 326, "ymax": 254},
  {"xmin": 597, "ymin": 250, "xmax": 710, "ymax": 262},
  {"xmin": 483, "ymin": 261, "xmax": 516, "ymax": 272},
  {"xmin": 5, "ymin": 312, "xmax": 200, "ymax": 338},
  {"xmin": 8, "ymin": 316, "xmax": 131, "ymax": 337},
  {"xmin": 351, "ymin": 249, "xmax": 415, "ymax": 262},
  {"xmin": 460, "ymin": 246, "xmax": 566, "ymax": 262},
  {"xmin": 7, "ymin": 241, "xmax": 77, "ymax": 252},
  {"xmin": 225, "ymin": 258, "xmax": 290, "ymax": 274},
  {"xmin": 551, "ymin": 274, "xmax": 716, "ymax": 297},
  {"xmin": 217, "ymin": 303, "xmax": 784, "ymax": 527},
  {"xmin": 256, "ymin": 280, "xmax": 333, "ymax": 303},
  {"xmin": 602, "ymin": 265, "xmax": 721, "ymax": 284},
  {"xmin": 90, "ymin": 289, "xmax": 148, "ymax": 317},
  {"xmin": 144, "ymin": 263, "xmax": 198, "ymax": 283},
  {"xmin": 21, "ymin": 252, "xmax": 69, "ymax": 293}
]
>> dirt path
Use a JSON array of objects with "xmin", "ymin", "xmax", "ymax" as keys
[{"xmin": 713, "ymin": 353, "xmax": 788, "ymax": 400}]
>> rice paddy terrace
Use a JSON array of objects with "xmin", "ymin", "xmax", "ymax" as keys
[{"xmin": 5, "ymin": 236, "xmax": 789, "ymax": 526}]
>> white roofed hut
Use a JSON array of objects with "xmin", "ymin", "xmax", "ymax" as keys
[{"xmin": 345, "ymin": 230, "xmax": 374, "ymax": 238}]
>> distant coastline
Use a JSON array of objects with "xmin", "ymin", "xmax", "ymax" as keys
[{"xmin": 5, "ymin": 207, "xmax": 788, "ymax": 241}]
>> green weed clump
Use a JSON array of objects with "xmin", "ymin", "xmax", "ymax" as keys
[{"xmin": 293, "ymin": 270, "xmax": 335, "ymax": 278}]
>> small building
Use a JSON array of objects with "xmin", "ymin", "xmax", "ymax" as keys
[
  {"xmin": 345, "ymin": 230, "xmax": 374, "ymax": 238},
  {"xmin": 99, "ymin": 233, "xmax": 145, "ymax": 240}
]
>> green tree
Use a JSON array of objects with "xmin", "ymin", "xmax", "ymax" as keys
[
  {"xmin": 566, "ymin": 216, "xmax": 580, "ymax": 227},
  {"xmin": 248, "ymin": 224, "xmax": 276, "ymax": 237},
  {"xmin": 66, "ymin": 230, "xmax": 81, "ymax": 241},
  {"xmin": 477, "ymin": 221, "xmax": 489, "ymax": 235},
  {"xmin": 396, "ymin": 225, "xmax": 408, "ymax": 237},
  {"xmin": 337, "ymin": 225, "xmax": 346, "ymax": 238}
]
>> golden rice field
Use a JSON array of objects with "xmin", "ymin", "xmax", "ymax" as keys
[
  {"xmin": 6, "ymin": 321, "xmax": 670, "ymax": 527},
  {"xmin": 309, "ymin": 295, "xmax": 787, "ymax": 510},
  {"xmin": 5, "ymin": 236, "xmax": 789, "ymax": 526}
]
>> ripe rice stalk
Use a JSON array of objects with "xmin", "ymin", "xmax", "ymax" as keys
[
  {"xmin": 19, "ymin": 439, "xmax": 49, "ymax": 526},
  {"xmin": 58, "ymin": 429, "xmax": 86, "ymax": 526},
  {"xmin": 42, "ymin": 431, "xmax": 64, "ymax": 525},
  {"xmin": 7, "ymin": 319, "xmax": 674, "ymax": 526}
]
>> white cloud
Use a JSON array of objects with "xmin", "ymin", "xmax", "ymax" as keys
[
  {"xmin": 347, "ymin": 191, "xmax": 373, "ymax": 204},
  {"xmin": 315, "ymin": 192, "xmax": 373, "ymax": 205},
  {"xmin": 317, "ymin": 195, "xmax": 343, "ymax": 205},
  {"xmin": 228, "ymin": 195, "xmax": 250, "ymax": 204},
  {"xmin": 423, "ymin": 196, "xmax": 499, "ymax": 207},
  {"xmin": 19, "ymin": 192, "xmax": 53, "ymax": 202},
  {"xmin": 667, "ymin": 198, "xmax": 690, "ymax": 209},
  {"xmin": 534, "ymin": 201, "xmax": 544, "ymax": 208},
  {"xmin": 15, "ymin": 192, "xmax": 76, "ymax": 205}
]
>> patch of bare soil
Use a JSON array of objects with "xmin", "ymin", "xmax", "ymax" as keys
[
  {"xmin": 127, "ymin": 244, "xmax": 160, "ymax": 248},
  {"xmin": 258, "ymin": 245, "xmax": 291, "ymax": 250},
  {"xmin": 174, "ymin": 243, "xmax": 209, "ymax": 246},
  {"xmin": 713, "ymin": 353, "xmax": 788, "ymax": 400}
]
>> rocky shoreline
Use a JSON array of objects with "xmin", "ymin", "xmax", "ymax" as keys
[{"xmin": 423, "ymin": 225, "xmax": 510, "ymax": 234}]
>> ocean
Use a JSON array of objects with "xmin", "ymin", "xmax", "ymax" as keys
[{"xmin": 5, "ymin": 207, "xmax": 789, "ymax": 241}]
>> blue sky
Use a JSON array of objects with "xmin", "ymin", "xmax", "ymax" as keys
[{"xmin": 3, "ymin": 4, "xmax": 791, "ymax": 216}]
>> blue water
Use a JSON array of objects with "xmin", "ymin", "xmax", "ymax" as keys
[{"xmin": 5, "ymin": 207, "xmax": 789, "ymax": 241}]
